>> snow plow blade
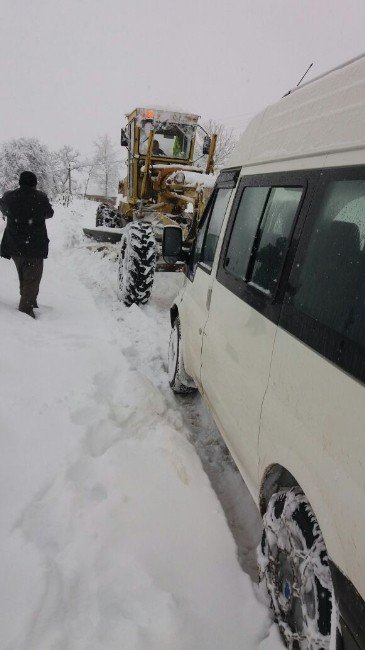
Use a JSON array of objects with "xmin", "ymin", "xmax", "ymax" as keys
[{"xmin": 83, "ymin": 227, "xmax": 123, "ymax": 244}]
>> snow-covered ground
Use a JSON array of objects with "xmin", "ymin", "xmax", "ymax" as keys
[{"xmin": 0, "ymin": 200, "xmax": 283, "ymax": 649}]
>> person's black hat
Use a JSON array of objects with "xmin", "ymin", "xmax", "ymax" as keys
[{"xmin": 19, "ymin": 171, "xmax": 37, "ymax": 187}]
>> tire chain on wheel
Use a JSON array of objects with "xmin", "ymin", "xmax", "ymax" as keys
[
  {"xmin": 258, "ymin": 487, "xmax": 335, "ymax": 649},
  {"xmin": 118, "ymin": 221, "xmax": 156, "ymax": 306}
]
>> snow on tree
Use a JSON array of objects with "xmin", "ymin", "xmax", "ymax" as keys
[
  {"xmin": 52, "ymin": 145, "xmax": 82, "ymax": 204},
  {"xmin": 79, "ymin": 159, "xmax": 97, "ymax": 199},
  {"xmin": 92, "ymin": 134, "xmax": 120, "ymax": 197},
  {"xmin": 0, "ymin": 137, "xmax": 56, "ymax": 196},
  {"xmin": 196, "ymin": 120, "xmax": 238, "ymax": 170},
  {"xmin": 53, "ymin": 145, "xmax": 82, "ymax": 196}
]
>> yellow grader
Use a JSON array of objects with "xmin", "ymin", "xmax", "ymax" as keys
[{"xmin": 84, "ymin": 107, "xmax": 217, "ymax": 306}]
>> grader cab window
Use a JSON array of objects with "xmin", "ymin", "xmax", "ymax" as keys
[{"xmin": 139, "ymin": 120, "xmax": 194, "ymax": 159}]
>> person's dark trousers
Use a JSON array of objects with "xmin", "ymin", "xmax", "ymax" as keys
[{"xmin": 12, "ymin": 256, "xmax": 43, "ymax": 317}]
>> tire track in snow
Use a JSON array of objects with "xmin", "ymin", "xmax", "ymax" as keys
[{"xmin": 70, "ymin": 225, "xmax": 265, "ymax": 583}]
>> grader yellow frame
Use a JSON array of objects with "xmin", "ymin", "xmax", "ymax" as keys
[
  {"xmin": 85, "ymin": 107, "xmax": 218, "ymax": 306},
  {"xmin": 117, "ymin": 107, "xmax": 217, "ymax": 239}
]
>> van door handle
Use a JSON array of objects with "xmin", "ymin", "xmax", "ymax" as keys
[{"xmin": 206, "ymin": 287, "xmax": 212, "ymax": 311}]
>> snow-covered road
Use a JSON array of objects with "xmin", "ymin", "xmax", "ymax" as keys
[{"xmin": 0, "ymin": 201, "xmax": 282, "ymax": 649}]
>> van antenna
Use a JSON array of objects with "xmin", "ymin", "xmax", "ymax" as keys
[{"xmin": 296, "ymin": 62, "xmax": 314, "ymax": 87}]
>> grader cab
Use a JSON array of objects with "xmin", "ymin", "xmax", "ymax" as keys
[
  {"xmin": 87, "ymin": 107, "xmax": 217, "ymax": 306},
  {"xmin": 117, "ymin": 107, "xmax": 216, "ymax": 235}
]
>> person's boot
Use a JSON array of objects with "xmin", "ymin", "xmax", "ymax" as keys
[
  {"xmin": 19, "ymin": 306, "xmax": 36, "ymax": 319},
  {"xmin": 19, "ymin": 300, "xmax": 36, "ymax": 319}
]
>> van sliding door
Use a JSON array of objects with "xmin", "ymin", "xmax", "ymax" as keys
[
  {"xmin": 200, "ymin": 171, "xmax": 316, "ymax": 497},
  {"xmin": 261, "ymin": 167, "xmax": 365, "ymax": 608}
]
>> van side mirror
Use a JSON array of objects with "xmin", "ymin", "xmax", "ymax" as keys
[
  {"xmin": 121, "ymin": 129, "xmax": 129, "ymax": 147},
  {"xmin": 202, "ymin": 135, "xmax": 211, "ymax": 155},
  {"xmin": 162, "ymin": 226, "xmax": 183, "ymax": 264}
]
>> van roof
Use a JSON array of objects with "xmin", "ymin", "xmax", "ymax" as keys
[
  {"xmin": 228, "ymin": 53, "xmax": 365, "ymax": 171},
  {"xmin": 285, "ymin": 52, "xmax": 365, "ymax": 95}
]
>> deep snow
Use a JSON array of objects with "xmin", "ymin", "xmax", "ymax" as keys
[{"xmin": 0, "ymin": 200, "xmax": 282, "ymax": 649}]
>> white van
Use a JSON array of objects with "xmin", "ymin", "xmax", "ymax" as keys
[{"xmin": 163, "ymin": 54, "xmax": 365, "ymax": 649}]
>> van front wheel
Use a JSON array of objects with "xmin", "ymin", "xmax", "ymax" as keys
[
  {"xmin": 258, "ymin": 487, "xmax": 338, "ymax": 649},
  {"xmin": 168, "ymin": 317, "xmax": 197, "ymax": 394}
]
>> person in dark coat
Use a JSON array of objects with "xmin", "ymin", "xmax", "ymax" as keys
[{"xmin": 0, "ymin": 171, "xmax": 54, "ymax": 318}]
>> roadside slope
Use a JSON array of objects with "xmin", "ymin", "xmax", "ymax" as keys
[{"xmin": 0, "ymin": 202, "xmax": 282, "ymax": 649}]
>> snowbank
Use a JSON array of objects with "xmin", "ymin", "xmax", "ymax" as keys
[{"xmin": 0, "ymin": 200, "xmax": 282, "ymax": 649}]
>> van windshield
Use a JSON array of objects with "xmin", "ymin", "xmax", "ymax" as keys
[{"xmin": 139, "ymin": 120, "xmax": 194, "ymax": 159}]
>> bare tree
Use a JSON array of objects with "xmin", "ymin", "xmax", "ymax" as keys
[
  {"xmin": 81, "ymin": 159, "xmax": 96, "ymax": 199},
  {"xmin": 92, "ymin": 134, "xmax": 120, "ymax": 198},
  {"xmin": 197, "ymin": 120, "xmax": 238, "ymax": 170},
  {"xmin": 53, "ymin": 145, "xmax": 81, "ymax": 203}
]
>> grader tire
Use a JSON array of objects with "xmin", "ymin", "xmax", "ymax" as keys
[
  {"xmin": 118, "ymin": 222, "xmax": 156, "ymax": 306},
  {"xmin": 96, "ymin": 203, "xmax": 120, "ymax": 228}
]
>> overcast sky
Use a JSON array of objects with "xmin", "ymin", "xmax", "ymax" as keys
[{"xmin": 1, "ymin": 0, "xmax": 365, "ymax": 156}]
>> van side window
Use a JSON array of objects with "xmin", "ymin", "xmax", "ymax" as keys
[
  {"xmin": 224, "ymin": 187, "xmax": 269, "ymax": 280},
  {"xmin": 190, "ymin": 188, "xmax": 232, "ymax": 276},
  {"xmin": 189, "ymin": 201, "xmax": 212, "ymax": 275},
  {"xmin": 224, "ymin": 185, "xmax": 302, "ymax": 296},
  {"xmin": 293, "ymin": 180, "xmax": 365, "ymax": 349},
  {"xmin": 249, "ymin": 187, "xmax": 303, "ymax": 295},
  {"xmin": 199, "ymin": 188, "xmax": 232, "ymax": 270}
]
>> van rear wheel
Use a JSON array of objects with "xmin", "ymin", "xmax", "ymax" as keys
[
  {"xmin": 258, "ymin": 487, "xmax": 338, "ymax": 649},
  {"xmin": 168, "ymin": 317, "xmax": 197, "ymax": 394}
]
